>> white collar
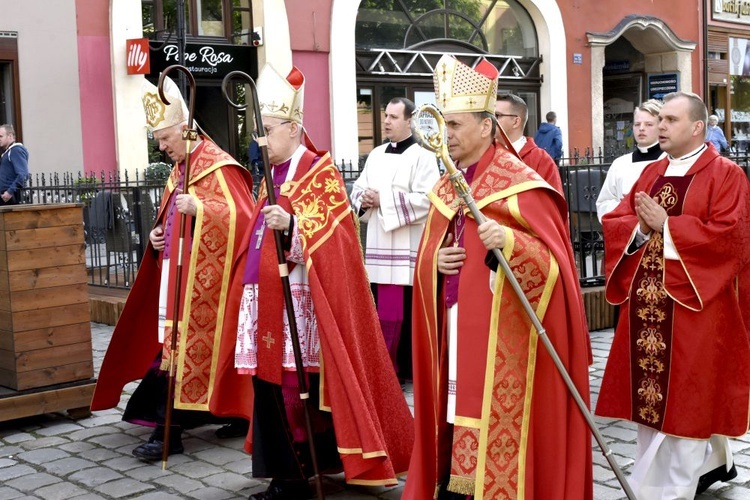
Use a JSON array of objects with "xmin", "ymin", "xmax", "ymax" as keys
[
  {"xmin": 637, "ymin": 141, "xmax": 659, "ymax": 153},
  {"xmin": 668, "ymin": 144, "xmax": 706, "ymax": 168},
  {"xmin": 511, "ymin": 135, "xmax": 527, "ymax": 154}
]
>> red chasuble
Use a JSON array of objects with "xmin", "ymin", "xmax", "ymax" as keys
[
  {"xmin": 405, "ymin": 144, "xmax": 592, "ymax": 500},
  {"xmin": 91, "ymin": 139, "xmax": 256, "ymax": 423},
  {"xmin": 519, "ymin": 137, "xmax": 563, "ymax": 194},
  {"xmin": 596, "ymin": 145, "xmax": 750, "ymax": 439},
  {"xmin": 248, "ymin": 148, "xmax": 414, "ymax": 485}
]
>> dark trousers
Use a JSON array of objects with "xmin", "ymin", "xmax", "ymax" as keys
[
  {"xmin": 251, "ymin": 375, "xmax": 341, "ymax": 480},
  {"xmin": 370, "ymin": 284, "xmax": 413, "ymax": 382},
  {"xmin": 122, "ymin": 352, "xmax": 233, "ymax": 430}
]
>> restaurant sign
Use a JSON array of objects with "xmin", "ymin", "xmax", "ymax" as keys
[{"xmin": 148, "ymin": 42, "xmax": 255, "ymax": 79}]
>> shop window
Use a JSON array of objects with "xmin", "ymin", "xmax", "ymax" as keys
[
  {"xmin": 725, "ymin": 38, "xmax": 750, "ymax": 152},
  {"xmin": 356, "ymin": 0, "xmax": 537, "ymax": 57}
]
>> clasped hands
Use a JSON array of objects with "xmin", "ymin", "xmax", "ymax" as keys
[
  {"xmin": 437, "ymin": 219, "xmax": 505, "ymax": 275},
  {"xmin": 360, "ymin": 188, "xmax": 380, "ymax": 209},
  {"xmin": 634, "ymin": 192, "xmax": 668, "ymax": 235}
]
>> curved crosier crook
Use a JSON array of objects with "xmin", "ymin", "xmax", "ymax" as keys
[
  {"xmin": 158, "ymin": 64, "xmax": 197, "ymax": 137},
  {"xmin": 221, "ymin": 70, "xmax": 251, "ymax": 110}
]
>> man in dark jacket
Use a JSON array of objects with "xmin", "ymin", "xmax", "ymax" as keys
[
  {"xmin": 534, "ymin": 111, "xmax": 563, "ymax": 165},
  {"xmin": 0, "ymin": 124, "xmax": 29, "ymax": 205}
]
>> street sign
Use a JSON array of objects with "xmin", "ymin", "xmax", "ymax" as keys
[{"xmin": 648, "ymin": 73, "xmax": 679, "ymax": 100}]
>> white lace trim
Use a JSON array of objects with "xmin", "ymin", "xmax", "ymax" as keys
[{"xmin": 235, "ymin": 282, "xmax": 320, "ymax": 371}]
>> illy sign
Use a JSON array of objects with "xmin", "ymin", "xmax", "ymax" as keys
[{"xmin": 126, "ymin": 38, "xmax": 150, "ymax": 75}]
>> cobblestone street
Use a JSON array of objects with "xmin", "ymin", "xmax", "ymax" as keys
[{"xmin": 0, "ymin": 324, "xmax": 746, "ymax": 499}]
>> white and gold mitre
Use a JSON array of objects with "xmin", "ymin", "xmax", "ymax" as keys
[
  {"xmin": 433, "ymin": 54, "xmax": 498, "ymax": 114},
  {"xmin": 142, "ymin": 76, "xmax": 188, "ymax": 132},
  {"xmin": 257, "ymin": 64, "xmax": 305, "ymax": 124}
]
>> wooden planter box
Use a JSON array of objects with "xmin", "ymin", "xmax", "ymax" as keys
[{"xmin": 0, "ymin": 204, "xmax": 93, "ymax": 391}]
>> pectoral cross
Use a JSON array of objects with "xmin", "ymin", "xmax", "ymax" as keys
[
  {"xmin": 255, "ymin": 221, "xmax": 266, "ymax": 250},
  {"xmin": 261, "ymin": 332, "xmax": 275, "ymax": 348}
]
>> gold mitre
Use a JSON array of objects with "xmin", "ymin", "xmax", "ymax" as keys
[
  {"xmin": 142, "ymin": 76, "xmax": 188, "ymax": 132},
  {"xmin": 433, "ymin": 54, "xmax": 498, "ymax": 114},
  {"xmin": 257, "ymin": 64, "xmax": 304, "ymax": 124}
]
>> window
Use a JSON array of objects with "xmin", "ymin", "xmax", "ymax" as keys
[
  {"xmin": 143, "ymin": 0, "xmax": 251, "ymax": 42},
  {"xmin": 0, "ymin": 34, "xmax": 20, "ymax": 139},
  {"xmin": 197, "ymin": 0, "xmax": 225, "ymax": 36},
  {"xmin": 231, "ymin": 0, "xmax": 253, "ymax": 45}
]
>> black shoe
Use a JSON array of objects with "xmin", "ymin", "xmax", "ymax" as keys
[
  {"xmin": 132, "ymin": 426, "xmax": 184, "ymax": 461},
  {"xmin": 132, "ymin": 439, "xmax": 185, "ymax": 461},
  {"xmin": 215, "ymin": 419, "xmax": 250, "ymax": 439},
  {"xmin": 249, "ymin": 478, "xmax": 313, "ymax": 500},
  {"xmin": 696, "ymin": 463, "xmax": 737, "ymax": 495}
]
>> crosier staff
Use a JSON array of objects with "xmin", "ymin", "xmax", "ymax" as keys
[
  {"xmin": 158, "ymin": 64, "xmax": 197, "ymax": 470},
  {"xmin": 411, "ymin": 103, "xmax": 636, "ymax": 500},
  {"xmin": 221, "ymin": 70, "xmax": 325, "ymax": 500}
]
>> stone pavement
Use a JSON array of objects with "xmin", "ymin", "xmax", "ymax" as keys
[{"xmin": 0, "ymin": 324, "xmax": 747, "ymax": 499}]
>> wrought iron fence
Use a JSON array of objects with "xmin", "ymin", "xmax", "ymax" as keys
[
  {"xmin": 557, "ymin": 150, "xmax": 750, "ymax": 287},
  {"xmin": 559, "ymin": 163, "xmax": 609, "ymax": 287},
  {"xmin": 23, "ymin": 152, "xmax": 749, "ymax": 290},
  {"xmin": 20, "ymin": 170, "xmax": 167, "ymax": 288}
]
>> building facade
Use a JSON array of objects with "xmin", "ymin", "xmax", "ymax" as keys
[
  {"xmin": 0, "ymin": 0, "xmax": 115, "ymax": 177},
  {"xmin": 284, "ymin": 0, "xmax": 701, "ymax": 164},
  {"xmin": 0, "ymin": 1, "xmax": 706, "ymax": 179}
]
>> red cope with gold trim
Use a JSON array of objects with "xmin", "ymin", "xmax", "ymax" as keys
[
  {"xmin": 597, "ymin": 145, "xmax": 750, "ymax": 439},
  {"xmin": 404, "ymin": 143, "xmax": 593, "ymax": 500},
  {"xmin": 92, "ymin": 139, "xmax": 256, "ymax": 423},
  {"xmin": 247, "ymin": 150, "xmax": 414, "ymax": 486}
]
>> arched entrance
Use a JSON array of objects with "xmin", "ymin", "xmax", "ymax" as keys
[
  {"xmin": 587, "ymin": 16, "xmax": 696, "ymax": 157},
  {"xmin": 330, "ymin": 0, "xmax": 567, "ymax": 163},
  {"xmin": 353, "ymin": 1, "xmax": 540, "ymax": 159}
]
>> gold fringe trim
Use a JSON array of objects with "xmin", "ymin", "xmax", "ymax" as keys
[
  {"xmin": 448, "ymin": 475, "xmax": 475, "ymax": 496},
  {"xmin": 346, "ymin": 478, "xmax": 398, "ymax": 486}
]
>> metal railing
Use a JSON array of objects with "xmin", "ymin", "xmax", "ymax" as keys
[
  {"xmin": 20, "ymin": 170, "xmax": 167, "ymax": 288},
  {"xmin": 23, "ymin": 152, "xmax": 749, "ymax": 290}
]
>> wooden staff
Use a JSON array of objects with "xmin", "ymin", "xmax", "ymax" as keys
[
  {"xmin": 157, "ymin": 64, "xmax": 198, "ymax": 470},
  {"xmin": 411, "ymin": 104, "xmax": 637, "ymax": 500},
  {"xmin": 222, "ymin": 70, "xmax": 324, "ymax": 500}
]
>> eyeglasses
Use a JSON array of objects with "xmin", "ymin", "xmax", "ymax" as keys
[
  {"xmin": 495, "ymin": 113, "xmax": 519, "ymax": 120},
  {"xmin": 257, "ymin": 120, "xmax": 292, "ymax": 138}
]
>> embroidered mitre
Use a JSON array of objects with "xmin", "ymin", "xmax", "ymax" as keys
[
  {"xmin": 257, "ymin": 64, "xmax": 305, "ymax": 124},
  {"xmin": 142, "ymin": 76, "xmax": 188, "ymax": 132},
  {"xmin": 433, "ymin": 54, "xmax": 498, "ymax": 114}
]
